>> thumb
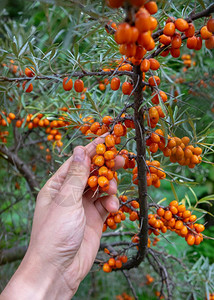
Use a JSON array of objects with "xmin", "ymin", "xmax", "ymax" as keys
[{"xmin": 54, "ymin": 146, "xmax": 91, "ymax": 207}]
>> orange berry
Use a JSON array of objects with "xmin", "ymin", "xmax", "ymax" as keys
[
  {"xmin": 164, "ymin": 210, "xmax": 172, "ymax": 220},
  {"xmin": 200, "ymin": 26, "xmax": 212, "ymax": 39},
  {"xmin": 175, "ymin": 220, "xmax": 183, "ymax": 230},
  {"xmin": 163, "ymin": 22, "xmax": 175, "ymax": 36},
  {"xmin": 140, "ymin": 59, "xmax": 150, "ymax": 72},
  {"xmin": 115, "ymin": 22, "xmax": 132, "ymax": 44},
  {"xmin": 185, "ymin": 23, "xmax": 195, "ymax": 37},
  {"xmin": 129, "ymin": 211, "xmax": 138, "ymax": 221},
  {"xmin": 108, "ymin": 258, "xmax": 116, "ymax": 267},
  {"xmin": 115, "ymin": 260, "xmax": 122, "ymax": 268},
  {"xmin": 102, "ymin": 115, "xmax": 112, "ymax": 125},
  {"xmin": 170, "ymin": 48, "xmax": 180, "ymax": 58},
  {"xmin": 157, "ymin": 207, "xmax": 165, "ymax": 217},
  {"xmin": 193, "ymin": 147, "xmax": 202, "ymax": 155},
  {"xmin": 63, "ymin": 77, "xmax": 73, "ymax": 91},
  {"xmin": 104, "ymin": 150, "xmax": 115, "ymax": 160},
  {"xmin": 8, "ymin": 113, "xmax": 16, "ymax": 120},
  {"xmin": 22, "ymin": 81, "xmax": 33, "ymax": 93},
  {"xmin": 149, "ymin": 58, "xmax": 160, "ymax": 70},
  {"xmin": 148, "ymin": 76, "xmax": 160, "ymax": 86},
  {"xmin": 189, "ymin": 215, "xmax": 197, "ymax": 223},
  {"xmin": 103, "ymin": 263, "xmax": 112, "ymax": 273},
  {"xmin": 186, "ymin": 234, "xmax": 195, "ymax": 246},
  {"xmin": 171, "ymin": 33, "xmax": 182, "ymax": 48},
  {"xmin": 135, "ymin": 9, "xmax": 151, "ymax": 33},
  {"xmin": 187, "ymin": 36, "xmax": 197, "ymax": 49},
  {"xmin": 110, "ymin": 77, "xmax": 120, "ymax": 90},
  {"xmin": 122, "ymin": 82, "xmax": 133, "ymax": 95},
  {"xmin": 183, "ymin": 210, "xmax": 191, "ymax": 218},
  {"xmin": 74, "ymin": 79, "xmax": 84, "ymax": 92},
  {"xmin": 114, "ymin": 123, "xmax": 124, "ymax": 136},
  {"xmin": 144, "ymin": 1, "xmax": 158, "ymax": 14},
  {"xmin": 207, "ymin": 18, "xmax": 214, "ymax": 33},
  {"xmin": 96, "ymin": 143, "xmax": 106, "ymax": 155},
  {"xmin": 105, "ymin": 135, "xmax": 115, "ymax": 147},
  {"xmin": 169, "ymin": 205, "xmax": 178, "ymax": 215},
  {"xmin": 159, "ymin": 34, "xmax": 172, "ymax": 45},
  {"xmin": 175, "ymin": 18, "xmax": 189, "ymax": 32},
  {"xmin": 94, "ymin": 155, "xmax": 105, "ymax": 167},
  {"xmin": 88, "ymin": 176, "xmax": 98, "ymax": 188},
  {"xmin": 98, "ymin": 176, "xmax": 109, "ymax": 188}
]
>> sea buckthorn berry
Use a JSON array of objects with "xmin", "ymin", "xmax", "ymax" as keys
[
  {"xmin": 171, "ymin": 33, "xmax": 182, "ymax": 48},
  {"xmin": 98, "ymin": 176, "xmax": 109, "ymax": 188},
  {"xmin": 149, "ymin": 58, "xmax": 160, "ymax": 70},
  {"xmin": 115, "ymin": 260, "xmax": 122, "ymax": 268},
  {"xmin": 181, "ymin": 136, "xmax": 190, "ymax": 145},
  {"xmin": 195, "ymin": 224, "xmax": 205, "ymax": 233},
  {"xmin": 163, "ymin": 22, "xmax": 175, "ymax": 36},
  {"xmin": 74, "ymin": 79, "xmax": 84, "ymax": 92},
  {"xmin": 177, "ymin": 204, "xmax": 186, "ymax": 212},
  {"xmin": 148, "ymin": 76, "xmax": 160, "ymax": 86},
  {"xmin": 175, "ymin": 18, "xmax": 189, "ymax": 32},
  {"xmin": 150, "ymin": 16, "xmax": 158, "ymax": 30},
  {"xmin": 114, "ymin": 123, "xmax": 124, "ymax": 136},
  {"xmin": 121, "ymin": 255, "xmax": 128, "ymax": 263},
  {"xmin": 180, "ymin": 226, "xmax": 188, "ymax": 236},
  {"xmin": 151, "ymin": 90, "xmax": 167, "ymax": 104},
  {"xmin": 122, "ymin": 82, "xmax": 133, "ymax": 95},
  {"xmin": 96, "ymin": 143, "xmax": 106, "ymax": 155},
  {"xmin": 90, "ymin": 122, "xmax": 100, "ymax": 133},
  {"xmin": 164, "ymin": 210, "xmax": 172, "ymax": 220},
  {"xmin": 25, "ymin": 67, "xmax": 35, "ymax": 77},
  {"xmin": 108, "ymin": 258, "xmax": 116, "ymax": 267},
  {"xmin": 193, "ymin": 147, "xmax": 202, "ymax": 155},
  {"xmin": 159, "ymin": 34, "xmax": 171, "ymax": 45},
  {"xmin": 150, "ymin": 143, "xmax": 158, "ymax": 153},
  {"xmin": 102, "ymin": 115, "xmax": 112, "ymax": 125},
  {"xmin": 135, "ymin": 9, "xmax": 151, "ymax": 33},
  {"xmin": 129, "ymin": 211, "xmax": 138, "ymax": 221},
  {"xmin": 169, "ymin": 205, "xmax": 178, "ymax": 215},
  {"xmin": 140, "ymin": 59, "xmax": 150, "ymax": 72},
  {"xmin": 189, "ymin": 215, "xmax": 197, "ymax": 222},
  {"xmin": 63, "ymin": 77, "xmax": 73, "ymax": 91},
  {"xmin": 103, "ymin": 263, "xmax": 112, "ymax": 273},
  {"xmin": 94, "ymin": 155, "xmax": 105, "ymax": 167},
  {"xmin": 205, "ymin": 36, "xmax": 214, "ymax": 49},
  {"xmin": 88, "ymin": 176, "xmax": 98, "ymax": 188},
  {"xmin": 105, "ymin": 159, "xmax": 115, "ymax": 169},
  {"xmin": 185, "ymin": 23, "xmax": 195, "ymax": 37},
  {"xmin": 187, "ymin": 36, "xmax": 197, "ymax": 49},
  {"xmin": 105, "ymin": 135, "xmax": 115, "ymax": 147},
  {"xmin": 22, "ymin": 81, "xmax": 33, "ymax": 93},
  {"xmin": 149, "ymin": 107, "xmax": 159, "ymax": 122},
  {"xmin": 157, "ymin": 207, "xmax": 165, "ymax": 217},
  {"xmin": 115, "ymin": 23, "xmax": 132, "ymax": 44},
  {"xmin": 151, "ymin": 132, "xmax": 160, "ymax": 143},
  {"xmin": 104, "ymin": 151, "xmax": 115, "ymax": 160},
  {"xmin": 170, "ymin": 48, "xmax": 180, "ymax": 58},
  {"xmin": 207, "ymin": 18, "xmax": 214, "ymax": 33},
  {"xmin": 144, "ymin": 1, "xmax": 158, "ymax": 14},
  {"xmin": 200, "ymin": 26, "xmax": 212, "ymax": 39},
  {"xmin": 183, "ymin": 210, "xmax": 191, "ymax": 218},
  {"xmin": 99, "ymin": 166, "xmax": 108, "ymax": 177},
  {"xmin": 110, "ymin": 77, "xmax": 120, "ymax": 90},
  {"xmin": 175, "ymin": 220, "xmax": 183, "ymax": 230},
  {"xmin": 186, "ymin": 234, "xmax": 195, "ymax": 246},
  {"xmin": 195, "ymin": 37, "xmax": 202, "ymax": 50},
  {"xmin": 8, "ymin": 113, "xmax": 16, "ymax": 120}
]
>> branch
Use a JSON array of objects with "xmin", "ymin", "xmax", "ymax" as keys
[
  {"xmin": 122, "ymin": 270, "xmax": 139, "ymax": 300},
  {"xmin": 0, "ymin": 145, "xmax": 39, "ymax": 193},
  {"xmin": 0, "ymin": 245, "xmax": 27, "ymax": 265},
  {"xmin": 0, "ymin": 70, "xmax": 133, "ymax": 83}
]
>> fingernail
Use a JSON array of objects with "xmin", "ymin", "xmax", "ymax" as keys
[{"xmin": 73, "ymin": 147, "xmax": 85, "ymax": 162}]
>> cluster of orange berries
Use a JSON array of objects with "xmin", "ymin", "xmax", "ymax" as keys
[
  {"xmin": 87, "ymin": 131, "xmax": 125, "ymax": 192},
  {"xmin": 114, "ymin": 2, "xmax": 158, "ymax": 62},
  {"xmin": 0, "ymin": 130, "xmax": 9, "ymax": 144},
  {"xmin": 181, "ymin": 54, "xmax": 196, "ymax": 70},
  {"xmin": 148, "ymin": 200, "xmax": 205, "ymax": 245},
  {"xmin": 102, "ymin": 254, "xmax": 128, "ymax": 273},
  {"xmin": 132, "ymin": 160, "xmax": 166, "ymax": 188},
  {"xmin": 145, "ymin": 274, "xmax": 154, "ymax": 285},
  {"xmin": 62, "ymin": 77, "xmax": 85, "ymax": 93},
  {"xmin": 116, "ymin": 292, "xmax": 134, "ymax": 300},
  {"xmin": 161, "ymin": 136, "xmax": 202, "ymax": 168},
  {"xmin": 0, "ymin": 112, "xmax": 15, "ymax": 143},
  {"xmin": 103, "ymin": 210, "xmax": 126, "ymax": 231},
  {"xmin": 120, "ymin": 195, "xmax": 140, "ymax": 221}
]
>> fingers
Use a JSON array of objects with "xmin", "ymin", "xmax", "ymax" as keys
[
  {"xmin": 94, "ymin": 195, "xmax": 119, "ymax": 222},
  {"xmin": 51, "ymin": 147, "xmax": 91, "ymax": 206},
  {"xmin": 114, "ymin": 155, "xmax": 125, "ymax": 170}
]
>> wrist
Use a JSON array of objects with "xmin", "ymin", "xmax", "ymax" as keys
[{"xmin": 1, "ymin": 248, "xmax": 78, "ymax": 300}]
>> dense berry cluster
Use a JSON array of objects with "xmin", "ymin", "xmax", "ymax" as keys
[
  {"xmin": 103, "ymin": 254, "xmax": 128, "ymax": 273},
  {"xmin": 147, "ymin": 200, "xmax": 205, "ymax": 245}
]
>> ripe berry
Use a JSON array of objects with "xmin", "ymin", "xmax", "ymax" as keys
[
  {"xmin": 148, "ymin": 76, "xmax": 160, "ymax": 86},
  {"xmin": 96, "ymin": 143, "xmax": 106, "ymax": 155},
  {"xmin": 175, "ymin": 18, "xmax": 189, "ymax": 31},
  {"xmin": 102, "ymin": 263, "xmax": 112, "ymax": 273},
  {"xmin": 63, "ymin": 77, "xmax": 73, "ymax": 91},
  {"xmin": 122, "ymin": 82, "xmax": 133, "ymax": 95},
  {"xmin": 88, "ymin": 176, "xmax": 98, "ymax": 188},
  {"xmin": 163, "ymin": 22, "xmax": 175, "ymax": 36},
  {"xmin": 110, "ymin": 77, "xmax": 120, "ymax": 90},
  {"xmin": 74, "ymin": 79, "xmax": 84, "ymax": 92},
  {"xmin": 98, "ymin": 176, "xmax": 109, "ymax": 188},
  {"xmin": 22, "ymin": 81, "xmax": 33, "ymax": 93}
]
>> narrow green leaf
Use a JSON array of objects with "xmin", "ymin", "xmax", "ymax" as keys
[{"xmin": 170, "ymin": 182, "xmax": 179, "ymax": 202}]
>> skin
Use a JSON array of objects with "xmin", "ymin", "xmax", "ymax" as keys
[{"xmin": 0, "ymin": 136, "xmax": 125, "ymax": 300}]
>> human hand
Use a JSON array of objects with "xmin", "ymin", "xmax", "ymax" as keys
[{"xmin": 0, "ymin": 136, "xmax": 124, "ymax": 300}]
